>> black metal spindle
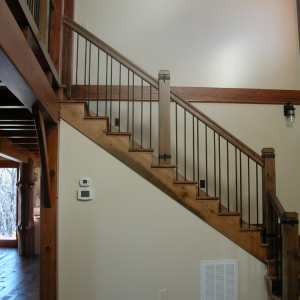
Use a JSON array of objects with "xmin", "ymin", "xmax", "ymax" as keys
[
  {"xmin": 184, "ymin": 109, "xmax": 187, "ymax": 180},
  {"xmin": 235, "ymin": 147, "xmax": 238, "ymax": 212},
  {"xmin": 62, "ymin": 25, "xmax": 67, "ymax": 85},
  {"xmin": 96, "ymin": 48, "xmax": 100, "ymax": 116},
  {"xmin": 127, "ymin": 70, "xmax": 130, "ymax": 132},
  {"xmin": 84, "ymin": 39, "xmax": 87, "ymax": 101},
  {"xmin": 214, "ymin": 132, "xmax": 216, "ymax": 197},
  {"xmin": 248, "ymin": 157, "xmax": 250, "ymax": 227},
  {"xmin": 105, "ymin": 54, "xmax": 108, "ymax": 116},
  {"xmin": 227, "ymin": 141, "xmax": 229, "ymax": 212},
  {"xmin": 219, "ymin": 135, "xmax": 221, "ymax": 211},
  {"xmin": 175, "ymin": 103, "xmax": 178, "ymax": 181},
  {"xmin": 75, "ymin": 33, "xmax": 79, "ymax": 100},
  {"xmin": 197, "ymin": 120, "xmax": 200, "ymax": 196},
  {"xmin": 132, "ymin": 74, "xmax": 135, "ymax": 148},
  {"xmin": 256, "ymin": 163, "xmax": 259, "ymax": 227},
  {"xmin": 150, "ymin": 86, "xmax": 152, "ymax": 148},
  {"xmin": 87, "ymin": 42, "xmax": 91, "ymax": 112},
  {"xmin": 205, "ymin": 125, "xmax": 208, "ymax": 196},
  {"xmin": 66, "ymin": 26, "xmax": 71, "ymax": 99},
  {"xmin": 193, "ymin": 116, "xmax": 195, "ymax": 181},
  {"xmin": 141, "ymin": 79, "xmax": 143, "ymax": 148},
  {"xmin": 240, "ymin": 150, "xmax": 242, "ymax": 227},
  {"xmin": 110, "ymin": 57, "xmax": 113, "ymax": 132},
  {"xmin": 118, "ymin": 63, "xmax": 121, "ymax": 132}
]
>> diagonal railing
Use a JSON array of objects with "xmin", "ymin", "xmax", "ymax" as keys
[{"xmin": 61, "ymin": 16, "xmax": 299, "ymax": 297}]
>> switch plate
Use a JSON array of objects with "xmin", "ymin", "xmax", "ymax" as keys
[{"xmin": 159, "ymin": 290, "xmax": 167, "ymax": 300}]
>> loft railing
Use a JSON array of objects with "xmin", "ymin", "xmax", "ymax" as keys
[
  {"xmin": 61, "ymin": 17, "xmax": 299, "ymax": 298},
  {"xmin": 26, "ymin": 0, "xmax": 41, "ymax": 27}
]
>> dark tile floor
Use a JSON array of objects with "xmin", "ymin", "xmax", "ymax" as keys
[{"xmin": 0, "ymin": 248, "xmax": 39, "ymax": 299}]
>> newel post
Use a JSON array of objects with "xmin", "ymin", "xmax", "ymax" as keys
[
  {"xmin": 261, "ymin": 148, "xmax": 276, "ymax": 259},
  {"xmin": 158, "ymin": 70, "xmax": 171, "ymax": 165},
  {"xmin": 281, "ymin": 213, "xmax": 299, "ymax": 300}
]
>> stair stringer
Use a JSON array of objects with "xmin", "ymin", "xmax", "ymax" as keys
[{"xmin": 60, "ymin": 101, "xmax": 267, "ymax": 262}]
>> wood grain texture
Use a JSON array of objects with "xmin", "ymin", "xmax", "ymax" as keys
[
  {"xmin": 71, "ymin": 85, "xmax": 300, "ymax": 104},
  {"xmin": 0, "ymin": 0, "xmax": 59, "ymax": 124},
  {"xmin": 61, "ymin": 102, "xmax": 267, "ymax": 261},
  {"xmin": 39, "ymin": 124, "xmax": 58, "ymax": 300}
]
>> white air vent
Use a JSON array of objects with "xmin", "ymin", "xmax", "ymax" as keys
[{"xmin": 201, "ymin": 261, "xmax": 238, "ymax": 300}]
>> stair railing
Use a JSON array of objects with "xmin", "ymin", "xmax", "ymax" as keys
[
  {"xmin": 62, "ymin": 16, "xmax": 299, "ymax": 298},
  {"xmin": 62, "ymin": 16, "xmax": 265, "ymax": 227},
  {"xmin": 262, "ymin": 149, "xmax": 299, "ymax": 299}
]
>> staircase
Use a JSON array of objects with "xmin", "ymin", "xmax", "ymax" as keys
[{"xmin": 60, "ymin": 16, "xmax": 299, "ymax": 299}]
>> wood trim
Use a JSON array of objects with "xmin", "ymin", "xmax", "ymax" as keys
[
  {"xmin": 0, "ymin": 239, "xmax": 18, "ymax": 247},
  {"xmin": 71, "ymin": 85, "xmax": 300, "ymax": 104},
  {"xmin": 0, "ymin": 0, "xmax": 59, "ymax": 124},
  {"xmin": 33, "ymin": 107, "xmax": 51, "ymax": 208}
]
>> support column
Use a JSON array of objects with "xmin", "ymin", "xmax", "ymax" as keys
[
  {"xmin": 261, "ymin": 148, "xmax": 276, "ymax": 259},
  {"xmin": 17, "ymin": 157, "xmax": 35, "ymax": 257},
  {"xmin": 158, "ymin": 70, "xmax": 171, "ymax": 165}
]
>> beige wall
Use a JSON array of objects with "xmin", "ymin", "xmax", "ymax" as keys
[
  {"xmin": 58, "ymin": 120, "xmax": 267, "ymax": 300},
  {"xmin": 74, "ymin": 0, "xmax": 300, "ymax": 89}
]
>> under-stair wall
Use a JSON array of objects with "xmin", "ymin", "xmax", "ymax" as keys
[{"xmin": 58, "ymin": 119, "xmax": 267, "ymax": 300}]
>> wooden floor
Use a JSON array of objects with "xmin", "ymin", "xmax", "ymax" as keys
[{"xmin": 0, "ymin": 248, "xmax": 39, "ymax": 300}]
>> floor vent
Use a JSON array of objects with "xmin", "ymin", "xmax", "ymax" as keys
[{"xmin": 201, "ymin": 261, "xmax": 238, "ymax": 300}]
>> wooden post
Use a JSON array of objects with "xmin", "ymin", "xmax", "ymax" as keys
[
  {"xmin": 261, "ymin": 148, "xmax": 276, "ymax": 259},
  {"xmin": 17, "ymin": 157, "xmax": 35, "ymax": 257},
  {"xmin": 158, "ymin": 70, "xmax": 171, "ymax": 165},
  {"xmin": 281, "ymin": 213, "xmax": 299, "ymax": 300},
  {"xmin": 40, "ymin": 124, "xmax": 59, "ymax": 300}
]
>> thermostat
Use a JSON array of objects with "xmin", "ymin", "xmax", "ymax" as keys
[
  {"xmin": 78, "ymin": 188, "xmax": 93, "ymax": 200},
  {"xmin": 80, "ymin": 178, "xmax": 90, "ymax": 187}
]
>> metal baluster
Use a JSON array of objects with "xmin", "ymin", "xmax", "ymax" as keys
[
  {"xmin": 150, "ymin": 86, "xmax": 152, "ymax": 148},
  {"xmin": 127, "ymin": 70, "xmax": 130, "ymax": 132},
  {"xmin": 214, "ymin": 132, "xmax": 216, "ymax": 197},
  {"xmin": 132, "ymin": 74, "xmax": 135, "ymax": 148},
  {"xmin": 219, "ymin": 135, "xmax": 221, "ymax": 211},
  {"xmin": 240, "ymin": 150, "xmax": 242, "ymax": 227},
  {"xmin": 235, "ymin": 147, "xmax": 238, "ymax": 212},
  {"xmin": 96, "ymin": 48, "xmax": 100, "ymax": 116},
  {"xmin": 62, "ymin": 25, "xmax": 67, "ymax": 85},
  {"xmin": 84, "ymin": 39, "xmax": 87, "ymax": 101},
  {"xmin": 248, "ymin": 157, "xmax": 250, "ymax": 227},
  {"xmin": 88, "ymin": 42, "xmax": 91, "ymax": 113},
  {"xmin": 197, "ymin": 120, "xmax": 200, "ymax": 196},
  {"xmin": 141, "ymin": 79, "xmax": 143, "ymax": 148},
  {"xmin": 256, "ymin": 163, "xmax": 259, "ymax": 227},
  {"xmin": 193, "ymin": 116, "xmax": 195, "ymax": 181},
  {"xmin": 175, "ymin": 103, "xmax": 178, "ymax": 181},
  {"xmin": 118, "ymin": 63, "xmax": 121, "ymax": 131},
  {"xmin": 205, "ymin": 125, "xmax": 208, "ymax": 196},
  {"xmin": 110, "ymin": 57, "xmax": 113, "ymax": 132},
  {"xmin": 66, "ymin": 26, "xmax": 71, "ymax": 99},
  {"xmin": 105, "ymin": 54, "xmax": 108, "ymax": 116},
  {"xmin": 75, "ymin": 33, "xmax": 79, "ymax": 100},
  {"xmin": 184, "ymin": 109, "xmax": 187, "ymax": 180},
  {"xmin": 227, "ymin": 141, "xmax": 229, "ymax": 212}
]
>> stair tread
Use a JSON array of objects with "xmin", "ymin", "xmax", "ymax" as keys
[
  {"xmin": 218, "ymin": 211, "xmax": 243, "ymax": 216},
  {"xmin": 196, "ymin": 197, "xmax": 221, "ymax": 200},
  {"xmin": 240, "ymin": 224, "xmax": 264, "ymax": 231},
  {"xmin": 60, "ymin": 100, "xmax": 87, "ymax": 104},
  {"xmin": 174, "ymin": 180, "xmax": 199, "ymax": 184},
  {"xmin": 106, "ymin": 132, "xmax": 131, "ymax": 136},
  {"xmin": 129, "ymin": 148, "xmax": 155, "ymax": 153},
  {"xmin": 152, "ymin": 165, "xmax": 177, "ymax": 168},
  {"xmin": 84, "ymin": 116, "xmax": 109, "ymax": 120}
]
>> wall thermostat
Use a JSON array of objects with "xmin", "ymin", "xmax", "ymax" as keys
[
  {"xmin": 78, "ymin": 188, "xmax": 93, "ymax": 200},
  {"xmin": 80, "ymin": 178, "xmax": 90, "ymax": 187}
]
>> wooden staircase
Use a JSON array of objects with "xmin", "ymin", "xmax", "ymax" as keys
[{"xmin": 60, "ymin": 100, "xmax": 267, "ymax": 262}]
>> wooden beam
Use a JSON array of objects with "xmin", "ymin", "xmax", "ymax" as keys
[
  {"xmin": 33, "ymin": 106, "xmax": 50, "ymax": 208},
  {"xmin": 40, "ymin": 124, "xmax": 58, "ymax": 300},
  {"xmin": 0, "ymin": 137, "xmax": 31, "ymax": 163},
  {"xmin": 0, "ymin": 0, "xmax": 59, "ymax": 124},
  {"xmin": 71, "ymin": 85, "xmax": 300, "ymax": 104}
]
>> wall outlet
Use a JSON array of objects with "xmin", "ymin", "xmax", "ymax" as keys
[{"xmin": 159, "ymin": 290, "xmax": 167, "ymax": 300}]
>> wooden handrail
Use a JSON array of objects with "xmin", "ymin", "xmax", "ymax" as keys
[
  {"xmin": 63, "ymin": 15, "xmax": 264, "ymax": 167},
  {"xmin": 268, "ymin": 191, "xmax": 298, "ymax": 220}
]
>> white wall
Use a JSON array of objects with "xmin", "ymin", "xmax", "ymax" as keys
[
  {"xmin": 74, "ymin": 0, "xmax": 300, "ymax": 89},
  {"xmin": 58, "ymin": 120, "xmax": 267, "ymax": 300}
]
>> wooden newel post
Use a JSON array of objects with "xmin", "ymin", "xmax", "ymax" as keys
[
  {"xmin": 158, "ymin": 70, "xmax": 171, "ymax": 165},
  {"xmin": 17, "ymin": 157, "xmax": 35, "ymax": 257},
  {"xmin": 261, "ymin": 148, "xmax": 276, "ymax": 259},
  {"xmin": 281, "ymin": 213, "xmax": 299, "ymax": 300}
]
